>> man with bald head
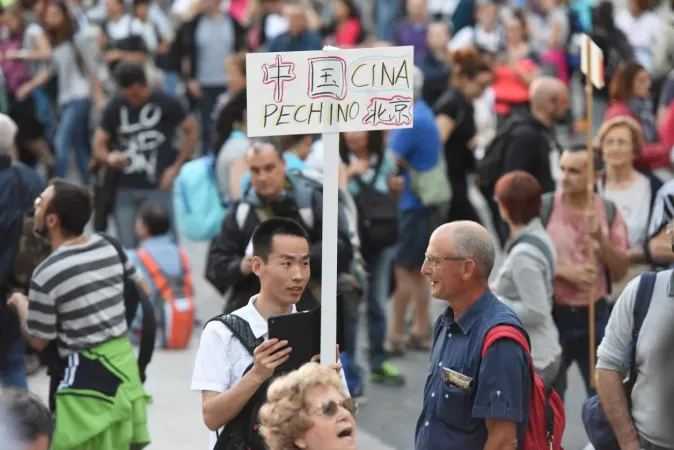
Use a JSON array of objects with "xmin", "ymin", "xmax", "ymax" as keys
[
  {"xmin": 415, "ymin": 221, "xmax": 531, "ymax": 450},
  {"xmin": 498, "ymin": 76, "xmax": 569, "ymax": 194}
]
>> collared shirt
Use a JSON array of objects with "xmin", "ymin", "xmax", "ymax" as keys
[
  {"xmin": 191, "ymin": 295, "xmax": 348, "ymax": 450},
  {"xmin": 415, "ymin": 290, "xmax": 531, "ymax": 450}
]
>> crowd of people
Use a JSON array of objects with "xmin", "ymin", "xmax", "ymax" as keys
[{"xmin": 1, "ymin": 0, "xmax": 674, "ymax": 448}]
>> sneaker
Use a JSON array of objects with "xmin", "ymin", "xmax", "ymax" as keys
[
  {"xmin": 350, "ymin": 384, "xmax": 368, "ymax": 405},
  {"xmin": 369, "ymin": 361, "xmax": 406, "ymax": 386}
]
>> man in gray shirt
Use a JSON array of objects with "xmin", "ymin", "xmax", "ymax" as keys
[{"xmin": 596, "ymin": 223, "xmax": 674, "ymax": 449}]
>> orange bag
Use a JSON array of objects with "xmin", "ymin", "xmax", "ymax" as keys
[{"xmin": 137, "ymin": 249, "xmax": 195, "ymax": 349}]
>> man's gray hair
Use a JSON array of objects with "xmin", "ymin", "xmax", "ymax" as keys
[
  {"xmin": 413, "ymin": 65, "xmax": 424, "ymax": 100},
  {"xmin": 453, "ymin": 228, "xmax": 496, "ymax": 282},
  {"xmin": 0, "ymin": 114, "xmax": 18, "ymax": 156}
]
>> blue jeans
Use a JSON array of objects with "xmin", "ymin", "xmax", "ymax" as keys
[
  {"xmin": 198, "ymin": 86, "xmax": 226, "ymax": 153},
  {"xmin": 365, "ymin": 245, "xmax": 395, "ymax": 370},
  {"xmin": 32, "ymin": 87, "xmax": 55, "ymax": 140},
  {"xmin": 554, "ymin": 298, "xmax": 610, "ymax": 398},
  {"xmin": 114, "ymin": 188, "xmax": 174, "ymax": 248},
  {"xmin": 53, "ymin": 99, "xmax": 92, "ymax": 184},
  {"xmin": 0, "ymin": 336, "xmax": 28, "ymax": 389},
  {"xmin": 163, "ymin": 70, "xmax": 179, "ymax": 95},
  {"xmin": 374, "ymin": 0, "xmax": 401, "ymax": 41}
]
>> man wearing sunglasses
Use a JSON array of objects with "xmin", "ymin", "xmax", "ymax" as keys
[{"xmin": 415, "ymin": 221, "xmax": 531, "ymax": 450}]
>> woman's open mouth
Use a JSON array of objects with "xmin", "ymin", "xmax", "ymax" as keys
[{"xmin": 337, "ymin": 426, "xmax": 354, "ymax": 441}]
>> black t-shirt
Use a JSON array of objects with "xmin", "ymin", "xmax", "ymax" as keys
[
  {"xmin": 434, "ymin": 88, "xmax": 476, "ymax": 177},
  {"xmin": 101, "ymin": 90, "xmax": 188, "ymax": 189}
]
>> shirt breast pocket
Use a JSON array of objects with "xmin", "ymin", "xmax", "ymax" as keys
[{"xmin": 435, "ymin": 371, "xmax": 474, "ymax": 431}]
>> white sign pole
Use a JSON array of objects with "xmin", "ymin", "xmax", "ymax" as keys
[{"xmin": 320, "ymin": 45, "xmax": 340, "ymax": 366}]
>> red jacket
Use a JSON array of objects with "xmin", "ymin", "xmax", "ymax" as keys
[{"xmin": 604, "ymin": 100, "xmax": 674, "ymax": 170}]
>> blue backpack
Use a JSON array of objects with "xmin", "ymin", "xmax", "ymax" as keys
[{"xmin": 173, "ymin": 153, "xmax": 227, "ymax": 241}]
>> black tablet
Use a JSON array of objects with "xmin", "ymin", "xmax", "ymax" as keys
[{"xmin": 267, "ymin": 299, "xmax": 346, "ymax": 375}]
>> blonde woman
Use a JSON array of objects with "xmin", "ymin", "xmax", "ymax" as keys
[
  {"xmin": 259, "ymin": 363, "xmax": 357, "ymax": 450},
  {"xmin": 596, "ymin": 116, "xmax": 662, "ymax": 265}
]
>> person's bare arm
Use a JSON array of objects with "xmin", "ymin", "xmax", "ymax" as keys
[
  {"xmin": 436, "ymin": 115, "xmax": 456, "ymax": 145},
  {"xmin": 484, "ymin": 418, "xmax": 518, "ymax": 450},
  {"xmin": 176, "ymin": 115, "xmax": 199, "ymax": 166},
  {"xmin": 595, "ymin": 368, "xmax": 641, "ymax": 450},
  {"xmin": 93, "ymin": 129, "xmax": 112, "ymax": 165},
  {"xmin": 648, "ymin": 228, "xmax": 673, "ymax": 264},
  {"xmin": 598, "ymin": 232, "xmax": 629, "ymax": 282},
  {"xmin": 23, "ymin": 32, "xmax": 52, "ymax": 60},
  {"xmin": 201, "ymin": 339, "xmax": 291, "ymax": 431},
  {"xmin": 201, "ymin": 372, "xmax": 266, "ymax": 431}
]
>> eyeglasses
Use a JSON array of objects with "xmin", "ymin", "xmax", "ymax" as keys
[
  {"xmin": 308, "ymin": 398, "xmax": 357, "ymax": 418},
  {"xmin": 603, "ymin": 138, "xmax": 632, "ymax": 148},
  {"xmin": 423, "ymin": 254, "xmax": 465, "ymax": 268}
]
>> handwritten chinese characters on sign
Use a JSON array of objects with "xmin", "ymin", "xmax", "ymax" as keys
[{"xmin": 246, "ymin": 46, "xmax": 414, "ymax": 137}]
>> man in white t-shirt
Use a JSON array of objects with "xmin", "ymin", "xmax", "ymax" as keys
[{"xmin": 191, "ymin": 217, "xmax": 346, "ymax": 449}]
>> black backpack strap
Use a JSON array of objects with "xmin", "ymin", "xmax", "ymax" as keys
[
  {"xmin": 625, "ymin": 272, "xmax": 656, "ymax": 398},
  {"xmin": 602, "ymin": 198, "xmax": 617, "ymax": 229},
  {"xmin": 99, "ymin": 232, "xmax": 156, "ymax": 383},
  {"xmin": 545, "ymin": 385, "xmax": 555, "ymax": 444},
  {"xmin": 540, "ymin": 192, "xmax": 555, "ymax": 227},
  {"xmin": 506, "ymin": 234, "xmax": 555, "ymax": 273},
  {"xmin": 210, "ymin": 314, "xmax": 263, "ymax": 357}
]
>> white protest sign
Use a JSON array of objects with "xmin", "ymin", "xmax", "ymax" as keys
[
  {"xmin": 245, "ymin": 46, "xmax": 414, "ymax": 366},
  {"xmin": 245, "ymin": 46, "xmax": 415, "ymax": 137}
]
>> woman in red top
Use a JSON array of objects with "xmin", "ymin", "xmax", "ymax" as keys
[
  {"xmin": 604, "ymin": 62, "xmax": 674, "ymax": 172},
  {"xmin": 331, "ymin": 0, "xmax": 363, "ymax": 48}
]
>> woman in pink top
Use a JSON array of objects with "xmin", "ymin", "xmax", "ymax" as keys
[
  {"xmin": 604, "ymin": 62, "xmax": 674, "ymax": 171},
  {"xmin": 329, "ymin": 0, "xmax": 363, "ymax": 48}
]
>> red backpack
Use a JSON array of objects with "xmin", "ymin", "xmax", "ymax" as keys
[{"xmin": 481, "ymin": 326, "xmax": 565, "ymax": 450}]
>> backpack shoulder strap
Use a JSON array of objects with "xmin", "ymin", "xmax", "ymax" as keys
[
  {"xmin": 540, "ymin": 192, "xmax": 555, "ymax": 227},
  {"xmin": 137, "ymin": 248, "xmax": 174, "ymax": 301},
  {"xmin": 211, "ymin": 314, "xmax": 263, "ymax": 357},
  {"xmin": 507, "ymin": 234, "xmax": 555, "ymax": 273},
  {"xmin": 481, "ymin": 325, "xmax": 531, "ymax": 358},
  {"xmin": 178, "ymin": 250, "xmax": 194, "ymax": 297},
  {"xmin": 602, "ymin": 198, "xmax": 617, "ymax": 229},
  {"xmin": 99, "ymin": 233, "xmax": 155, "ymax": 383},
  {"xmin": 625, "ymin": 272, "xmax": 656, "ymax": 391}
]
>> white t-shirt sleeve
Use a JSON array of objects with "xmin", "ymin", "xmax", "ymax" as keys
[{"xmin": 191, "ymin": 322, "xmax": 233, "ymax": 393}]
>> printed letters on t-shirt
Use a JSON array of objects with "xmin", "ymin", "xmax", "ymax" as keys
[{"xmin": 119, "ymin": 103, "xmax": 166, "ymax": 183}]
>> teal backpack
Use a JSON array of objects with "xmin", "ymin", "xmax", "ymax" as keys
[{"xmin": 173, "ymin": 153, "xmax": 227, "ymax": 241}]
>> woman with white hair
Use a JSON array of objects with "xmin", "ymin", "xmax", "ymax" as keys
[{"xmin": 259, "ymin": 363, "xmax": 357, "ymax": 450}]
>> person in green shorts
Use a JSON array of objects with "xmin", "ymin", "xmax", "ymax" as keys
[{"xmin": 7, "ymin": 179, "xmax": 151, "ymax": 450}]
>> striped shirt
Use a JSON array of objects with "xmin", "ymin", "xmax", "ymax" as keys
[
  {"xmin": 648, "ymin": 180, "xmax": 674, "ymax": 237},
  {"xmin": 27, "ymin": 234, "xmax": 141, "ymax": 357}
]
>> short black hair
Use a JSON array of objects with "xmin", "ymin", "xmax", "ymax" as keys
[
  {"xmin": 138, "ymin": 201, "xmax": 170, "ymax": 236},
  {"xmin": 47, "ymin": 179, "xmax": 92, "ymax": 237},
  {"xmin": 252, "ymin": 218, "xmax": 309, "ymax": 262},
  {"xmin": 0, "ymin": 388, "xmax": 53, "ymax": 443},
  {"xmin": 114, "ymin": 61, "xmax": 147, "ymax": 88},
  {"xmin": 564, "ymin": 144, "xmax": 604, "ymax": 172}
]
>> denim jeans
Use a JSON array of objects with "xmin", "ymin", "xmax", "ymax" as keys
[
  {"xmin": 0, "ymin": 336, "xmax": 28, "ymax": 389},
  {"xmin": 163, "ymin": 70, "xmax": 179, "ymax": 96},
  {"xmin": 53, "ymin": 99, "xmax": 92, "ymax": 184},
  {"xmin": 365, "ymin": 245, "xmax": 396, "ymax": 370},
  {"xmin": 32, "ymin": 87, "xmax": 55, "ymax": 140},
  {"xmin": 554, "ymin": 298, "xmax": 610, "ymax": 398},
  {"xmin": 198, "ymin": 86, "xmax": 226, "ymax": 153},
  {"xmin": 641, "ymin": 437, "xmax": 670, "ymax": 450},
  {"xmin": 114, "ymin": 187, "xmax": 174, "ymax": 248},
  {"xmin": 374, "ymin": 0, "xmax": 401, "ymax": 41}
]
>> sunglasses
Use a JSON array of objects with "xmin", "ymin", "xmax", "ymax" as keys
[{"xmin": 309, "ymin": 398, "xmax": 357, "ymax": 418}]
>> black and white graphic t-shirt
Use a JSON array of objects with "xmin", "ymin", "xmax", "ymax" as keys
[{"xmin": 101, "ymin": 90, "xmax": 187, "ymax": 189}]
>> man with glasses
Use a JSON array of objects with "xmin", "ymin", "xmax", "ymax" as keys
[
  {"xmin": 595, "ymin": 218, "xmax": 674, "ymax": 450},
  {"xmin": 415, "ymin": 221, "xmax": 531, "ymax": 450}
]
